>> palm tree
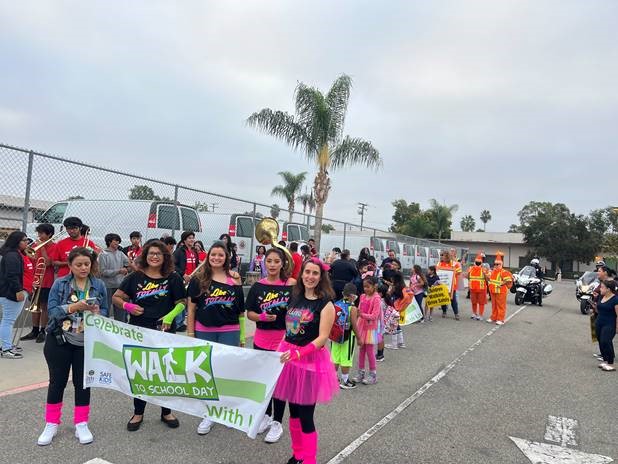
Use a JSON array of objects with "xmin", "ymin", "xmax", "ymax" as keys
[
  {"xmin": 247, "ymin": 74, "xmax": 382, "ymax": 249},
  {"xmin": 271, "ymin": 171, "xmax": 307, "ymax": 222},
  {"xmin": 460, "ymin": 215, "xmax": 476, "ymax": 232},
  {"xmin": 297, "ymin": 188, "xmax": 316, "ymax": 228},
  {"xmin": 428, "ymin": 199, "xmax": 459, "ymax": 241},
  {"xmin": 480, "ymin": 209, "xmax": 492, "ymax": 231}
]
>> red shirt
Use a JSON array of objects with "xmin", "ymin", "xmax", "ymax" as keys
[
  {"xmin": 127, "ymin": 245, "xmax": 142, "ymax": 262},
  {"xmin": 185, "ymin": 249, "xmax": 197, "ymax": 275},
  {"xmin": 292, "ymin": 253, "xmax": 303, "ymax": 280},
  {"xmin": 198, "ymin": 251, "xmax": 207, "ymax": 263},
  {"xmin": 37, "ymin": 242, "xmax": 56, "ymax": 288},
  {"xmin": 53, "ymin": 237, "xmax": 98, "ymax": 278},
  {"xmin": 22, "ymin": 253, "xmax": 35, "ymax": 294}
]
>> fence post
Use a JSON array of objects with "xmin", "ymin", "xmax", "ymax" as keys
[
  {"xmin": 343, "ymin": 222, "xmax": 347, "ymax": 250},
  {"xmin": 21, "ymin": 151, "xmax": 34, "ymax": 232},
  {"xmin": 249, "ymin": 202, "xmax": 257, "ymax": 269},
  {"xmin": 172, "ymin": 185, "xmax": 179, "ymax": 239}
]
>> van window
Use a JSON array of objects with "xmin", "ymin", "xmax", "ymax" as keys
[
  {"xmin": 287, "ymin": 225, "xmax": 300, "ymax": 242},
  {"xmin": 371, "ymin": 238, "xmax": 384, "ymax": 252},
  {"xmin": 181, "ymin": 207, "xmax": 200, "ymax": 232},
  {"xmin": 236, "ymin": 217, "xmax": 254, "ymax": 237},
  {"xmin": 403, "ymin": 244, "xmax": 413, "ymax": 256},
  {"xmin": 38, "ymin": 202, "xmax": 68, "ymax": 224},
  {"xmin": 417, "ymin": 247, "xmax": 427, "ymax": 257},
  {"xmin": 299, "ymin": 225, "xmax": 309, "ymax": 242},
  {"xmin": 157, "ymin": 204, "xmax": 180, "ymax": 230}
]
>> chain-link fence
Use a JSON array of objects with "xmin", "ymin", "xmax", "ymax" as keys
[{"xmin": 0, "ymin": 142, "xmax": 466, "ymax": 274}]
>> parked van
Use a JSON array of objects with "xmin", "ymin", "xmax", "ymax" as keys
[
  {"xmin": 27, "ymin": 199, "xmax": 202, "ymax": 247},
  {"xmin": 318, "ymin": 232, "xmax": 387, "ymax": 264},
  {"xmin": 415, "ymin": 245, "xmax": 428, "ymax": 270},
  {"xmin": 428, "ymin": 247, "xmax": 441, "ymax": 266}
]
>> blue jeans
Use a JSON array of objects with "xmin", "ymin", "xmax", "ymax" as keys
[
  {"xmin": 175, "ymin": 309, "xmax": 186, "ymax": 327},
  {"xmin": 0, "ymin": 296, "xmax": 27, "ymax": 350},
  {"xmin": 441, "ymin": 292, "xmax": 459, "ymax": 315},
  {"xmin": 195, "ymin": 330, "xmax": 240, "ymax": 347}
]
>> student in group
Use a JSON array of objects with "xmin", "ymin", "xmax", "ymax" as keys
[
  {"xmin": 409, "ymin": 265, "xmax": 427, "ymax": 319},
  {"xmin": 307, "ymin": 238, "xmax": 318, "ymax": 257},
  {"xmin": 174, "ymin": 231, "xmax": 199, "ymax": 285},
  {"xmin": 161, "ymin": 236, "xmax": 177, "ymax": 255},
  {"xmin": 246, "ymin": 248, "xmax": 296, "ymax": 443},
  {"xmin": 249, "ymin": 245, "xmax": 268, "ymax": 279},
  {"xmin": 330, "ymin": 283, "xmax": 358, "ymax": 389},
  {"xmin": 595, "ymin": 279, "xmax": 618, "ymax": 372},
  {"xmin": 353, "ymin": 276, "xmax": 381, "ymax": 385},
  {"xmin": 123, "ymin": 231, "xmax": 142, "ymax": 271},
  {"xmin": 219, "ymin": 233, "xmax": 239, "ymax": 272},
  {"xmin": 0, "ymin": 231, "xmax": 34, "ymax": 358},
  {"xmin": 20, "ymin": 223, "xmax": 56, "ymax": 343},
  {"xmin": 194, "ymin": 240, "xmax": 207, "ymax": 263},
  {"xmin": 37, "ymin": 247, "xmax": 108, "ymax": 446},
  {"xmin": 289, "ymin": 242, "xmax": 303, "ymax": 280},
  {"xmin": 52, "ymin": 217, "xmax": 98, "ymax": 278},
  {"xmin": 387, "ymin": 272, "xmax": 412, "ymax": 349},
  {"xmin": 113, "ymin": 240, "xmax": 186, "ymax": 432},
  {"xmin": 300, "ymin": 245, "xmax": 311, "ymax": 263},
  {"xmin": 379, "ymin": 283, "xmax": 399, "ymax": 353},
  {"xmin": 186, "ymin": 241, "xmax": 244, "ymax": 435},
  {"xmin": 275, "ymin": 258, "xmax": 338, "ymax": 464},
  {"xmin": 423, "ymin": 265, "xmax": 441, "ymax": 322},
  {"xmin": 98, "ymin": 233, "xmax": 130, "ymax": 322}
]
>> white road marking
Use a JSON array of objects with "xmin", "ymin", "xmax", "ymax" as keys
[
  {"xmin": 325, "ymin": 305, "xmax": 528, "ymax": 464},
  {"xmin": 83, "ymin": 459, "xmax": 116, "ymax": 464},
  {"xmin": 510, "ymin": 437, "xmax": 613, "ymax": 464},
  {"xmin": 544, "ymin": 415, "xmax": 578, "ymax": 447}
]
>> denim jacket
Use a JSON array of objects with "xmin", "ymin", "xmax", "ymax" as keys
[{"xmin": 46, "ymin": 274, "xmax": 109, "ymax": 333}]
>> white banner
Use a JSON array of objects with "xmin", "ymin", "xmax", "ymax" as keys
[
  {"xmin": 83, "ymin": 314, "xmax": 283, "ymax": 438},
  {"xmin": 436, "ymin": 269, "xmax": 455, "ymax": 293},
  {"xmin": 399, "ymin": 294, "xmax": 423, "ymax": 326}
]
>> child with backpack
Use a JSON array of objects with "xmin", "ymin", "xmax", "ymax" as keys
[
  {"xmin": 387, "ymin": 272, "xmax": 412, "ymax": 349},
  {"xmin": 329, "ymin": 283, "xmax": 359, "ymax": 389},
  {"xmin": 423, "ymin": 265, "xmax": 441, "ymax": 322},
  {"xmin": 353, "ymin": 276, "xmax": 381, "ymax": 385},
  {"xmin": 379, "ymin": 283, "xmax": 400, "ymax": 352}
]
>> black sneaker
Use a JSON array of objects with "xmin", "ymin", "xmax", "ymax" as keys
[
  {"xmin": 285, "ymin": 457, "xmax": 303, "ymax": 464},
  {"xmin": 1, "ymin": 349, "xmax": 23, "ymax": 359},
  {"xmin": 36, "ymin": 330, "xmax": 46, "ymax": 343},
  {"xmin": 340, "ymin": 379, "xmax": 357, "ymax": 390},
  {"xmin": 376, "ymin": 354, "xmax": 385, "ymax": 362},
  {"xmin": 19, "ymin": 330, "xmax": 38, "ymax": 341}
]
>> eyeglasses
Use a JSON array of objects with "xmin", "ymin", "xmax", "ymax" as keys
[{"xmin": 147, "ymin": 252, "xmax": 163, "ymax": 257}]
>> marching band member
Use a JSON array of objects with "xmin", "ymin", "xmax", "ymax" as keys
[
  {"xmin": 37, "ymin": 247, "xmax": 108, "ymax": 445},
  {"xmin": 123, "ymin": 231, "xmax": 143, "ymax": 271},
  {"xmin": 52, "ymin": 217, "xmax": 98, "ymax": 278},
  {"xmin": 113, "ymin": 240, "xmax": 186, "ymax": 431}
]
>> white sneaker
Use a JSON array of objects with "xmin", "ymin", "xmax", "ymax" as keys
[
  {"xmin": 197, "ymin": 417, "xmax": 213, "ymax": 435},
  {"xmin": 264, "ymin": 420, "xmax": 283, "ymax": 443},
  {"xmin": 258, "ymin": 414, "xmax": 272, "ymax": 434},
  {"xmin": 74, "ymin": 422, "xmax": 93, "ymax": 444},
  {"xmin": 486, "ymin": 319, "xmax": 494, "ymax": 323},
  {"xmin": 385, "ymin": 344, "xmax": 398, "ymax": 350},
  {"xmin": 496, "ymin": 321, "xmax": 504, "ymax": 326},
  {"xmin": 37, "ymin": 423, "xmax": 58, "ymax": 446}
]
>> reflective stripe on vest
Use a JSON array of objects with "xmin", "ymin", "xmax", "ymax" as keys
[{"xmin": 469, "ymin": 266, "xmax": 485, "ymax": 290}]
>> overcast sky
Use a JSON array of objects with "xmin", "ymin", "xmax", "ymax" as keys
[{"xmin": 1, "ymin": 0, "xmax": 616, "ymax": 233}]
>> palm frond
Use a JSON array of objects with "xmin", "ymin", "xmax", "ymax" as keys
[
  {"xmin": 330, "ymin": 136, "xmax": 382, "ymax": 171},
  {"xmin": 326, "ymin": 74, "xmax": 352, "ymax": 144},
  {"xmin": 295, "ymin": 83, "xmax": 330, "ymax": 156},
  {"xmin": 246, "ymin": 109, "xmax": 310, "ymax": 152},
  {"xmin": 271, "ymin": 185, "xmax": 288, "ymax": 201}
]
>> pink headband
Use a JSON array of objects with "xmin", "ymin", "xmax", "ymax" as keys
[{"xmin": 309, "ymin": 257, "xmax": 330, "ymax": 272}]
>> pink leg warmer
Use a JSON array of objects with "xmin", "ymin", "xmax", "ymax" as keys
[
  {"xmin": 74, "ymin": 405, "xmax": 90, "ymax": 424},
  {"xmin": 302, "ymin": 431, "xmax": 318, "ymax": 464},
  {"xmin": 45, "ymin": 402, "xmax": 63, "ymax": 425},
  {"xmin": 289, "ymin": 417, "xmax": 303, "ymax": 460}
]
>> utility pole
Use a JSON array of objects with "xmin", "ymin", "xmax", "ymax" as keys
[
  {"xmin": 357, "ymin": 202, "xmax": 368, "ymax": 231},
  {"xmin": 210, "ymin": 202, "xmax": 219, "ymax": 212}
]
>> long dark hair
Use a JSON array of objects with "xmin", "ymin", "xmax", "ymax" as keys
[
  {"xmin": 135, "ymin": 240, "xmax": 175, "ymax": 277},
  {"xmin": 68, "ymin": 247, "xmax": 99, "ymax": 276},
  {"xmin": 391, "ymin": 271, "xmax": 406, "ymax": 300},
  {"xmin": 218, "ymin": 234, "xmax": 233, "ymax": 253},
  {"xmin": 195, "ymin": 242, "xmax": 231, "ymax": 294},
  {"xmin": 413, "ymin": 264, "xmax": 427, "ymax": 286},
  {"xmin": 293, "ymin": 259, "xmax": 335, "ymax": 300},
  {"xmin": 0, "ymin": 231, "xmax": 27, "ymax": 256},
  {"xmin": 264, "ymin": 248, "xmax": 289, "ymax": 282}
]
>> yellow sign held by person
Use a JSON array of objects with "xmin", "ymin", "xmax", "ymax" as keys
[{"xmin": 426, "ymin": 284, "xmax": 451, "ymax": 308}]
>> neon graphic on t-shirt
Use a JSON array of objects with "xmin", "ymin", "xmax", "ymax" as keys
[
  {"xmin": 285, "ymin": 307, "xmax": 314, "ymax": 336},
  {"xmin": 259, "ymin": 290, "xmax": 291, "ymax": 313},
  {"xmin": 203, "ymin": 287, "xmax": 235, "ymax": 308},
  {"xmin": 135, "ymin": 280, "xmax": 169, "ymax": 300}
]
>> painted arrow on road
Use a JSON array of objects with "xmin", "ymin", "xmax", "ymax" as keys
[{"xmin": 510, "ymin": 437, "xmax": 613, "ymax": 464}]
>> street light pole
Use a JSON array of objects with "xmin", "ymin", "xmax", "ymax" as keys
[{"xmin": 357, "ymin": 202, "xmax": 368, "ymax": 231}]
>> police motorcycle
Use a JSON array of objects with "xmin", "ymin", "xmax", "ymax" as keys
[
  {"xmin": 512, "ymin": 264, "xmax": 552, "ymax": 306},
  {"xmin": 575, "ymin": 271, "xmax": 599, "ymax": 315}
]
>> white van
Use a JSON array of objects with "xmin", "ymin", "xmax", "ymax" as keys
[
  {"xmin": 400, "ymin": 243, "xmax": 415, "ymax": 273},
  {"xmin": 28, "ymin": 199, "xmax": 202, "ymax": 247},
  {"xmin": 318, "ymin": 232, "xmax": 387, "ymax": 264},
  {"xmin": 428, "ymin": 247, "xmax": 441, "ymax": 267},
  {"xmin": 415, "ymin": 245, "xmax": 428, "ymax": 270}
]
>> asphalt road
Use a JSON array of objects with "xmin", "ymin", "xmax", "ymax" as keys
[{"xmin": 0, "ymin": 281, "xmax": 615, "ymax": 464}]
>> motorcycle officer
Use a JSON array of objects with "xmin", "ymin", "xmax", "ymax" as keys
[{"xmin": 530, "ymin": 258, "xmax": 545, "ymax": 306}]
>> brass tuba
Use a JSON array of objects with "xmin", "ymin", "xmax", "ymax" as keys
[{"xmin": 255, "ymin": 217, "xmax": 294, "ymax": 275}]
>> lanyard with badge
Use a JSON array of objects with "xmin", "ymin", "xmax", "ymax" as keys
[{"xmin": 62, "ymin": 280, "xmax": 89, "ymax": 334}]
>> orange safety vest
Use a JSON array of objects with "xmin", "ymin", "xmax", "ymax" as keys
[
  {"xmin": 468, "ymin": 265, "xmax": 486, "ymax": 291},
  {"xmin": 488, "ymin": 269, "xmax": 513, "ymax": 294}
]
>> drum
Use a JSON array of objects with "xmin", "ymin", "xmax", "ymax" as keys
[{"xmin": 244, "ymin": 271, "xmax": 261, "ymax": 286}]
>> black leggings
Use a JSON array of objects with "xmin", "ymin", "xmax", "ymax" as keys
[
  {"xmin": 44, "ymin": 335, "xmax": 90, "ymax": 406},
  {"xmin": 289, "ymin": 403, "xmax": 316, "ymax": 433},
  {"xmin": 254, "ymin": 341, "xmax": 286, "ymax": 422},
  {"xmin": 596, "ymin": 320, "xmax": 616, "ymax": 364}
]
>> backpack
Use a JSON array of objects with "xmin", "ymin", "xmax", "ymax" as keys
[
  {"xmin": 383, "ymin": 301, "xmax": 400, "ymax": 335},
  {"xmin": 329, "ymin": 299, "xmax": 352, "ymax": 343}
]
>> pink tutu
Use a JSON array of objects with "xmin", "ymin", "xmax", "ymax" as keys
[{"xmin": 273, "ymin": 340, "xmax": 340, "ymax": 405}]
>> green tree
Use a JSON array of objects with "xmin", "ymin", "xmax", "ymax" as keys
[
  {"xmin": 270, "ymin": 204, "xmax": 281, "ymax": 219},
  {"xmin": 247, "ymin": 74, "xmax": 382, "ymax": 250},
  {"xmin": 507, "ymin": 224, "xmax": 521, "ymax": 233},
  {"xmin": 271, "ymin": 171, "xmax": 307, "ymax": 222},
  {"xmin": 321, "ymin": 223, "xmax": 335, "ymax": 234},
  {"xmin": 427, "ymin": 199, "xmax": 458, "ymax": 241},
  {"xmin": 480, "ymin": 209, "xmax": 492, "ymax": 231},
  {"xmin": 516, "ymin": 201, "xmax": 600, "ymax": 268},
  {"xmin": 66, "ymin": 195, "xmax": 85, "ymax": 200},
  {"xmin": 460, "ymin": 215, "xmax": 476, "ymax": 232},
  {"xmin": 389, "ymin": 200, "xmax": 436, "ymax": 238},
  {"xmin": 194, "ymin": 202, "xmax": 210, "ymax": 212},
  {"xmin": 129, "ymin": 184, "xmax": 171, "ymax": 201}
]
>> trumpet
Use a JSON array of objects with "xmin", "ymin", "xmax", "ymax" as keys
[
  {"xmin": 255, "ymin": 217, "xmax": 294, "ymax": 275},
  {"xmin": 24, "ymin": 230, "xmax": 68, "ymax": 258}
]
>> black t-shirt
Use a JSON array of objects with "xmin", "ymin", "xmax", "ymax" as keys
[
  {"xmin": 188, "ymin": 278, "xmax": 245, "ymax": 328},
  {"xmin": 119, "ymin": 271, "xmax": 186, "ymax": 323},
  {"xmin": 285, "ymin": 295, "xmax": 330, "ymax": 347},
  {"xmin": 245, "ymin": 281, "xmax": 293, "ymax": 331},
  {"xmin": 330, "ymin": 259, "xmax": 359, "ymax": 283}
]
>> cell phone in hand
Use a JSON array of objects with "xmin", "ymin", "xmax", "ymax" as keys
[{"xmin": 85, "ymin": 297, "xmax": 98, "ymax": 305}]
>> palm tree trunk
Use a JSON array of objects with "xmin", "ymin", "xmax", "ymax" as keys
[
  {"xmin": 312, "ymin": 168, "xmax": 331, "ymax": 252},
  {"xmin": 288, "ymin": 205, "xmax": 293, "ymax": 223}
]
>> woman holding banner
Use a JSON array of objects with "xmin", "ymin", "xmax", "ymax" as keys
[
  {"xmin": 276, "ymin": 258, "xmax": 339, "ymax": 464},
  {"xmin": 246, "ymin": 248, "xmax": 296, "ymax": 443},
  {"xmin": 186, "ymin": 241, "xmax": 244, "ymax": 435},
  {"xmin": 113, "ymin": 240, "xmax": 186, "ymax": 432},
  {"xmin": 37, "ymin": 247, "xmax": 108, "ymax": 446}
]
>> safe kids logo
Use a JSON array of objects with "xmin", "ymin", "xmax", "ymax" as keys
[{"xmin": 123, "ymin": 344, "xmax": 218, "ymax": 400}]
